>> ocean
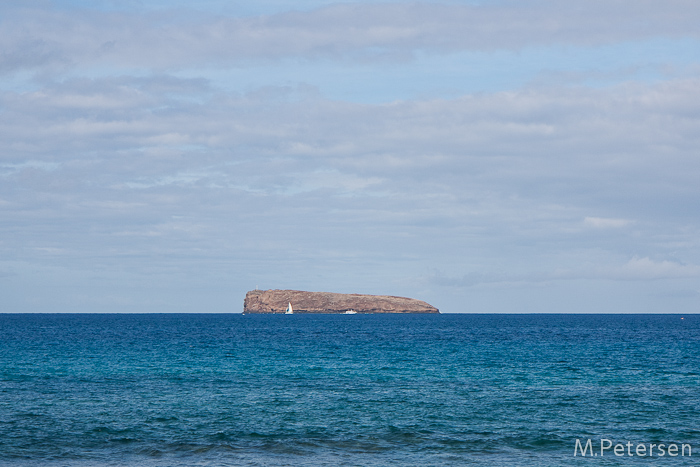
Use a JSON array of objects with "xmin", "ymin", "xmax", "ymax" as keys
[{"xmin": 1, "ymin": 313, "xmax": 699, "ymax": 466}]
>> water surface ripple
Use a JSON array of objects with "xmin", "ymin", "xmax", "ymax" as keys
[{"xmin": 1, "ymin": 313, "xmax": 699, "ymax": 466}]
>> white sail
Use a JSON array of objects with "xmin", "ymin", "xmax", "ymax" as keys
[{"xmin": 285, "ymin": 302, "xmax": 293, "ymax": 314}]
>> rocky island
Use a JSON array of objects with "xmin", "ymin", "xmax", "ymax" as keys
[{"xmin": 243, "ymin": 289, "xmax": 439, "ymax": 314}]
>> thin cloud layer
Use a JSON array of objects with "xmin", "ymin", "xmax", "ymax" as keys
[
  {"xmin": 2, "ymin": 1, "xmax": 700, "ymax": 74},
  {"xmin": 584, "ymin": 217, "xmax": 632, "ymax": 229}
]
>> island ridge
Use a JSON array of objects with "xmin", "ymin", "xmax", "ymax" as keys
[{"xmin": 243, "ymin": 289, "xmax": 439, "ymax": 314}]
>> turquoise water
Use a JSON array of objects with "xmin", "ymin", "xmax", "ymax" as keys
[{"xmin": 1, "ymin": 313, "xmax": 699, "ymax": 466}]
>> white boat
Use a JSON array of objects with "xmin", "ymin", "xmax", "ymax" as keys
[
  {"xmin": 345, "ymin": 309, "xmax": 357, "ymax": 314},
  {"xmin": 285, "ymin": 302, "xmax": 293, "ymax": 314}
]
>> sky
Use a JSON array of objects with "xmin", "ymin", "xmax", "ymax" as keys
[{"xmin": 1, "ymin": 0, "xmax": 699, "ymax": 313}]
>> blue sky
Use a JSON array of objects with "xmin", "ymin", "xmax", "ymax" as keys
[{"xmin": 1, "ymin": 0, "xmax": 699, "ymax": 313}]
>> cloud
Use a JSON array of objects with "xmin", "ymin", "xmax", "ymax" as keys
[
  {"xmin": 2, "ymin": 1, "xmax": 700, "ymax": 74},
  {"xmin": 584, "ymin": 217, "xmax": 632, "ymax": 229},
  {"xmin": 611, "ymin": 256, "xmax": 700, "ymax": 280},
  {"xmin": 2, "ymin": 76, "xmax": 699, "ymax": 216},
  {"xmin": 430, "ymin": 256, "xmax": 700, "ymax": 289}
]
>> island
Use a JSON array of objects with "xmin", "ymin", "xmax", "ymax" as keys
[{"xmin": 243, "ymin": 289, "xmax": 439, "ymax": 314}]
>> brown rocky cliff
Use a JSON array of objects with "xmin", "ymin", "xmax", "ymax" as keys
[{"xmin": 243, "ymin": 289, "xmax": 439, "ymax": 314}]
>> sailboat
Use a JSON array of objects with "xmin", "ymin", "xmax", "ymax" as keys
[{"xmin": 285, "ymin": 302, "xmax": 293, "ymax": 314}]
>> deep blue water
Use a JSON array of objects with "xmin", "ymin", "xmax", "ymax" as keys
[{"xmin": 1, "ymin": 313, "xmax": 700, "ymax": 466}]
